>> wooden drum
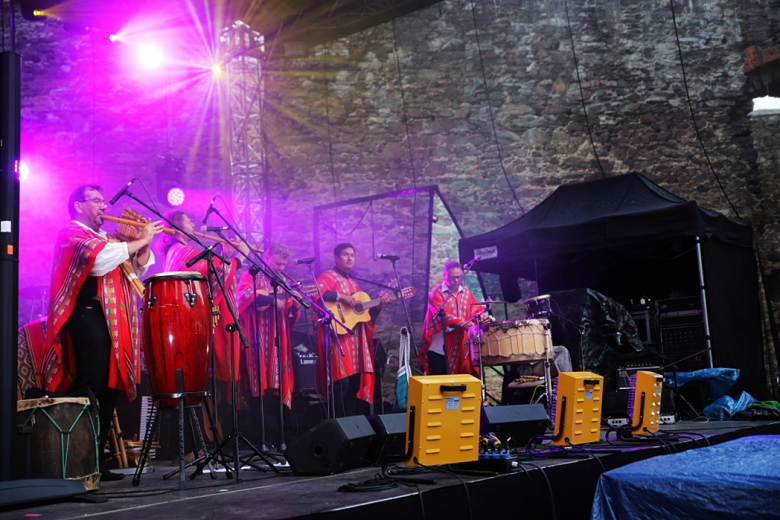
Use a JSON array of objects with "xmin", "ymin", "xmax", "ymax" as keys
[
  {"xmin": 476, "ymin": 319, "xmax": 551, "ymax": 366},
  {"xmin": 17, "ymin": 397, "xmax": 100, "ymax": 490},
  {"xmin": 142, "ymin": 271, "xmax": 212, "ymax": 407}
]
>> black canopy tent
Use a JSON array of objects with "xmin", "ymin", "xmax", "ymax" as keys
[{"xmin": 459, "ymin": 172, "xmax": 768, "ymax": 400}]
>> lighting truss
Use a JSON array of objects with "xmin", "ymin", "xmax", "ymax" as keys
[{"xmin": 224, "ymin": 21, "xmax": 267, "ymax": 245}]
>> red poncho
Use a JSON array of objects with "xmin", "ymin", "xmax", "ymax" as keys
[
  {"xmin": 314, "ymin": 270, "xmax": 375, "ymax": 405},
  {"xmin": 237, "ymin": 271, "xmax": 300, "ymax": 407},
  {"xmin": 44, "ymin": 224, "xmax": 141, "ymax": 399},
  {"xmin": 418, "ymin": 283, "xmax": 483, "ymax": 376}
]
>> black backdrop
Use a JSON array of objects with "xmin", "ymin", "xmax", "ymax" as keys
[{"xmin": 459, "ymin": 173, "xmax": 768, "ymax": 400}]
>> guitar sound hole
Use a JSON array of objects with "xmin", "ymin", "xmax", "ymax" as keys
[{"xmin": 353, "ymin": 303, "xmax": 364, "ymax": 313}]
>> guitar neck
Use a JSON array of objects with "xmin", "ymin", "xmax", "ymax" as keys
[{"xmin": 360, "ymin": 292, "xmax": 398, "ymax": 311}]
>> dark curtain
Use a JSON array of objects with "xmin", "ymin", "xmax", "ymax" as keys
[{"xmin": 702, "ymin": 239, "xmax": 768, "ymax": 400}]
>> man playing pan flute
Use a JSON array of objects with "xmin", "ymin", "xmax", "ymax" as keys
[
  {"xmin": 43, "ymin": 185, "xmax": 164, "ymax": 480},
  {"xmin": 418, "ymin": 260, "xmax": 484, "ymax": 376},
  {"xmin": 314, "ymin": 243, "xmax": 391, "ymax": 417},
  {"xmin": 237, "ymin": 243, "xmax": 301, "ymax": 410},
  {"xmin": 157, "ymin": 210, "xmax": 250, "ymax": 387}
]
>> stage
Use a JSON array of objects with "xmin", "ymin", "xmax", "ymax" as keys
[{"xmin": 2, "ymin": 419, "xmax": 779, "ymax": 520}]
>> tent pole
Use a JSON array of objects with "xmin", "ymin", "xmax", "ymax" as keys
[{"xmin": 696, "ymin": 236, "xmax": 714, "ymax": 368}]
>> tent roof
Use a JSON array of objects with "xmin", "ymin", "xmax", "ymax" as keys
[{"xmin": 459, "ymin": 172, "xmax": 753, "ymax": 277}]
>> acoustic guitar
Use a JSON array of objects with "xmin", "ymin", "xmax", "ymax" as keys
[
  {"xmin": 252, "ymin": 284, "xmax": 318, "ymax": 312},
  {"xmin": 325, "ymin": 287, "xmax": 416, "ymax": 334}
]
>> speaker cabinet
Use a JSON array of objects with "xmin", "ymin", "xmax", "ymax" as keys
[
  {"xmin": 285, "ymin": 416, "xmax": 375, "ymax": 475},
  {"xmin": 481, "ymin": 404, "xmax": 549, "ymax": 448},
  {"xmin": 365, "ymin": 413, "xmax": 406, "ymax": 465}
]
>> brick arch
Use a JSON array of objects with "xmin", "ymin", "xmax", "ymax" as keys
[{"xmin": 743, "ymin": 45, "xmax": 780, "ymax": 97}]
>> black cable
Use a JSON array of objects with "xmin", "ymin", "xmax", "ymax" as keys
[
  {"xmin": 520, "ymin": 461, "xmax": 557, "ymax": 520},
  {"xmin": 468, "ymin": 0, "xmax": 525, "ymax": 213},
  {"xmin": 515, "ymin": 462, "xmax": 535, "ymax": 517},
  {"xmin": 390, "ymin": 18, "xmax": 418, "ymax": 290},
  {"xmin": 338, "ymin": 474, "xmax": 399, "ymax": 492},
  {"xmin": 643, "ymin": 428, "xmax": 674, "ymax": 454},
  {"xmin": 413, "ymin": 458, "xmax": 473, "ymax": 520},
  {"xmin": 322, "ymin": 43, "xmax": 340, "ymax": 242},
  {"xmin": 562, "ymin": 0, "xmax": 607, "ymax": 179},
  {"xmin": 566, "ymin": 440, "xmax": 606, "ymax": 473},
  {"xmin": 668, "ymin": 0, "xmax": 741, "ymax": 220}
]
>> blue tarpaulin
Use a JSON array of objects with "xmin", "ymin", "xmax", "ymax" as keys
[{"xmin": 591, "ymin": 435, "xmax": 780, "ymax": 520}]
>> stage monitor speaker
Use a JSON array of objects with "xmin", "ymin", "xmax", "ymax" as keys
[
  {"xmin": 481, "ymin": 404, "xmax": 549, "ymax": 448},
  {"xmin": 285, "ymin": 416, "xmax": 375, "ymax": 475},
  {"xmin": 0, "ymin": 479, "xmax": 89, "ymax": 508},
  {"xmin": 365, "ymin": 413, "xmax": 406, "ymax": 465}
]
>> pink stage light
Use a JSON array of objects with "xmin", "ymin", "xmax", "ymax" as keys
[
  {"xmin": 167, "ymin": 187, "xmax": 185, "ymax": 206},
  {"xmin": 18, "ymin": 161, "xmax": 29, "ymax": 181},
  {"xmin": 136, "ymin": 44, "xmax": 165, "ymax": 69}
]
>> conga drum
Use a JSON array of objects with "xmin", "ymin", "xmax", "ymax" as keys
[
  {"xmin": 17, "ymin": 397, "xmax": 100, "ymax": 490},
  {"xmin": 476, "ymin": 319, "xmax": 551, "ymax": 366},
  {"xmin": 142, "ymin": 272, "xmax": 212, "ymax": 407}
]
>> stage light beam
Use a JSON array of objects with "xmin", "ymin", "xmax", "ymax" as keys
[
  {"xmin": 109, "ymin": 34, "xmax": 118, "ymax": 42},
  {"xmin": 211, "ymin": 65, "xmax": 221, "ymax": 76},
  {"xmin": 136, "ymin": 44, "xmax": 165, "ymax": 69}
]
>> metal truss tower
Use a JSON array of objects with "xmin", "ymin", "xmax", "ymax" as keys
[{"xmin": 224, "ymin": 21, "xmax": 267, "ymax": 245}]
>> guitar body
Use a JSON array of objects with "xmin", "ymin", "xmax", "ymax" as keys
[
  {"xmin": 325, "ymin": 292, "xmax": 372, "ymax": 334},
  {"xmin": 324, "ymin": 288, "xmax": 416, "ymax": 335}
]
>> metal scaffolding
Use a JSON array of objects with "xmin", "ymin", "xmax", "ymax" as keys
[{"xmin": 224, "ymin": 21, "xmax": 267, "ymax": 245}]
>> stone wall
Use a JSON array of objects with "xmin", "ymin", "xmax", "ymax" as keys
[{"xmin": 8, "ymin": 0, "xmax": 780, "ymax": 399}]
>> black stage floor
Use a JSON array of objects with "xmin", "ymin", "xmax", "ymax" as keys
[{"xmin": 3, "ymin": 420, "xmax": 779, "ymax": 520}]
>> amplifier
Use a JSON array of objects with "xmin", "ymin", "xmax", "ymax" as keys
[
  {"xmin": 660, "ymin": 325, "xmax": 706, "ymax": 354},
  {"xmin": 616, "ymin": 363, "xmax": 662, "ymax": 391},
  {"xmin": 293, "ymin": 350, "xmax": 319, "ymax": 394}
]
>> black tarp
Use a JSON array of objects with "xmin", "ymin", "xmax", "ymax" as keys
[{"xmin": 459, "ymin": 172, "xmax": 768, "ymax": 400}]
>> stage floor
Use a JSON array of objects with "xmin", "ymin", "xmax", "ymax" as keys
[{"xmin": 3, "ymin": 420, "xmax": 779, "ymax": 520}]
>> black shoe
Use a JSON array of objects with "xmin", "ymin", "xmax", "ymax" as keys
[{"xmin": 100, "ymin": 468, "xmax": 126, "ymax": 481}]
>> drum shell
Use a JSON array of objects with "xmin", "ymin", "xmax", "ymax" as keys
[
  {"xmin": 16, "ymin": 398, "xmax": 100, "ymax": 490},
  {"xmin": 142, "ymin": 273, "xmax": 211, "ymax": 407},
  {"xmin": 477, "ymin": 319, "xmax": 551, "ymax": 366}
]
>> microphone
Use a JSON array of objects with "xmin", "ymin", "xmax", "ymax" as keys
[
  {"xmin": 202, "ymin": 196, "xmax": 217, "ymax": 225},
  {"xmin": 377, "ymin": 254, "xmax": 401, "ymax": 262},
  {"xmin": 463, "ymin": 256, "xmax": 481, "ymax": 271},
  {"xmin": 109, "ymin": 179, "xmax": 136, "ymax": 205},
  {"xmin": 202, "ymin": 225, "xmax": 230, "ymax": 232},
  {"xmin": 295, "ymin": 257, "xmax": 316, "ymax": 265}
]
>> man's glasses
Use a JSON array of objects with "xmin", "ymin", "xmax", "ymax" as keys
[{"xmin": 80, "ymin": 197, "xmax": 106, "ymax": 206}]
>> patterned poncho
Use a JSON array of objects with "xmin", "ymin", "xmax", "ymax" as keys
[
  {"xmin": 315, "ymin": 269, "xmax": 375, "ymax": 405},
  {"xmin": 164, "ymin": 242, "xmax": 241, "ymax": 382},
  {"xmin": 237, "ymin": 270, "xmax": 300, "ymax": 407},
  {"xmin": 418, "ymin": 283, "xmax": 483, "ymax": 376},
  {"xmin": 43, "ymin": 224, "xmax": 142, "ymax": 399}
]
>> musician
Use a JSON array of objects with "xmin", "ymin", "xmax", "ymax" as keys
[
  {"xmin": 418, "ymin": 260, "xmax": 484, "ymax": 376},
  {"xmin": 315, "ymin": 243, "xmax": 391, "ymax": 417},
  {"xmin": 237, "ymin": 243, "xmax": 301, "ymax": 409},
  {"xmin": 158, "ymin": 210, "xmax": 250, "ymax": 385},
  {"xmin": 44, "ymin": 185, "xmax": 164, "ymax": 480}
]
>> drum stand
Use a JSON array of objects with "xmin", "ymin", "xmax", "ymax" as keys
[{"xmin": 132, "ymin": 370, "xmax": 214, "ymax": 490}]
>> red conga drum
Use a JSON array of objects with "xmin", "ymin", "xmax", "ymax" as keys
[{"xmin": 142, "ymin": 272, "xmax": 212, "ymax": 407}]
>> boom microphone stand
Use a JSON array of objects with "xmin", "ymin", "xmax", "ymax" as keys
[
  {"xmin": 378, "ymin": 256, "xmax": 419, "ymax": 358},
  {"xmin": 205, "ymin": 207, "xmax": 308, "ymax": 468},
  {"xmin": 304, "ymin": 263, "xmax": 354, "ymax": 419}
]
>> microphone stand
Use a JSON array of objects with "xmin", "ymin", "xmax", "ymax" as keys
[
  {"xmin": 247, "ymin": 264, "xmax": 270, "ymax": 454},
  {"xmin": 207, "ymin": 207, "xmax": 309, "ymax": 462},
  {"xmin": 114, "ymin": 189, "xmax": 231, "ymax": 480},
  {"xmin": 383, "ymin": 258, "xmax": 419, "ymax": 358},
  {"xmin": 304, "ymin": 263, "xmax": 354, "ymax": 419}
]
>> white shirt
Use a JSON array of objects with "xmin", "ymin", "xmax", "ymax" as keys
[
  {"xmin": 72, "ymin": 220, "xmax": 155, "ymax": 277},
  {"xmin": 429, "ymin": 283, "xmax": 464, "ymax": 356}
]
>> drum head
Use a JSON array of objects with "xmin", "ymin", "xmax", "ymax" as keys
[{"xmin": 144, "ymin": 271, "xmax": 207, "ymax": 284}]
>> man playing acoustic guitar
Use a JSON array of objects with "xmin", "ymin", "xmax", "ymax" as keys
[{"xmin": 315, "ymin": 243, "xmax": 391, "ymax": 417}]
